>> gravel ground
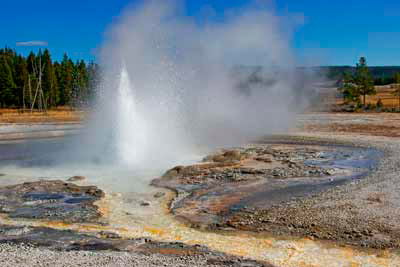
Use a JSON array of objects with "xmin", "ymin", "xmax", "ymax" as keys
[
  {"xmin": 289, "ymin": 115, "xmax": 400, "ymax": 247},
  {"xmin": 219, "ymin": 115, "xmax": 400, "ymax": 249},
  {"xmin": 0, "ymin": 243, "xmax": 268, "ymax": 267},
  {"xmin": 297, "ymin": 114, "xmax": 400, "ymax": 231},
  {"xmin": 0, "ymin": 243, "xmax": 214, "ymax": 267}
]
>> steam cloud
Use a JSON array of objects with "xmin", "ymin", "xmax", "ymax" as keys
[{"xmin": 85, "ymin": 0, "xmax": 313, "ymax": 169}]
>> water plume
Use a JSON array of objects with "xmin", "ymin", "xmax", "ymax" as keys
[
  {"xmin": 86, "ymin": 0, "xmax": 312, "ymax": 169},
  {"xmin": 115, "ymin": 64, "xmax": 148, "ymax": 165}
]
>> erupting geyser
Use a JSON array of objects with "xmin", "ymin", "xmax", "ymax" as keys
[
  {"xmin": 115, "ymin": 64, "xmax": 148, "ymax": 165},
  {"xmin": 85, "ymin": 0, "xmax": 315, "ymax": 170}
]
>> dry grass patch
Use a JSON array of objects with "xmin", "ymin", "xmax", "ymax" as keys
[{"xmin": 0, "ymin": 107, "xmax": 84, "ymax": 123}]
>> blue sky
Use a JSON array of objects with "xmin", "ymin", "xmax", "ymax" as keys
[{"xmin": 1, "ymin": 0, "xmax": 399, "ymax": 66}]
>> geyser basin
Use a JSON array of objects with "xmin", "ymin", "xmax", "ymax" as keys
[
  {"xmin": 0, "ymin": 134, "xmax": 397, "ymax": 266},
  {"xmin": 0, "ymin": 1, "xmax": 396, "ymax": 265}
]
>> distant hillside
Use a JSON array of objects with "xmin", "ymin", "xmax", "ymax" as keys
[
  {"xmin": 235, "ymin": 65, "xmax": 400, "ymax": 85},
  {"xmin": 316, "ymin": 66, "xmax": 400, "ymax": 85}
]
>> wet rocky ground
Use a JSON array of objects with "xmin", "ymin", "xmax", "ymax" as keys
[
  {"xmin": 222, "ymin": 198, "xmax": 400, "ymax": 249},
  {"xmin": 153, "ymin": 138, "xmax": 388, "ymax": 249},
  {"xmin": 161, "ymin": 144, "xmax": 339, "ymax": 185},
  {"xmin": 0, "ymin": 180, "xmax": 104, "ymax": 223},
  {"xmin": 0, "ymin": 179, "xmax": 271, "ymax": 266}
]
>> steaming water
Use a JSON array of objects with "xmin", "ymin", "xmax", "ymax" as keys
[
  {"xmin": 0, "ymin": 65, "xmax": 202, "ymax": 192},
  {"xmin": 115, "ymin": 65, "xmax": 148, "ymax": 165},
  {"xmin": 0, "ymin": 1, "xmax": 313, "ymax": 191},
  {"xmin": 0, "ymin": 138, "xmax": 156, "ymax": 193},
  {"xmin": 0, "ymin": 65, "xmax": 202, "ymax": 193},
  {"xmin": 89, "ymin": 0, "xmax": 317, "ymax": 172}
]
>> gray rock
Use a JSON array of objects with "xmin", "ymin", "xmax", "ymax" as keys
[
  {"xmin": 67, "ymin": 176, "xmax": 86, "ymax": 182},
  {"xmin": 153, "ymin": 192, "xmax": 165, "ymax": 198},
  {"xmin": 140, "ymin": 201, "xmax": 150, "ymax": 206}
]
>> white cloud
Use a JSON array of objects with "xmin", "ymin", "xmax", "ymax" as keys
[{"xmin": 16, "ymin": 41, "xmax": 48, "ymax": 47}]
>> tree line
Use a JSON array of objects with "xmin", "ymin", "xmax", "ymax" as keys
[
  {"xmin": 0, "ymin": 47, "xmax": 99, "ymax": 111},
  {"xmin": 321, "ymin": 65, "xmax": 400, "ymax": 85}
]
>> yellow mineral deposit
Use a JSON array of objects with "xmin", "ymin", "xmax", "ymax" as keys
[{"xmin": 23, "ymin": 191, "xmax": 398, "ymax": 266}]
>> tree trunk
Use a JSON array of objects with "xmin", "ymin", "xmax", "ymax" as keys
[
  {"xmin": 22, "ymin": 83, "xmax": 25, "ymax": 111},
  {"xmin": 28, "ymin": 76, "xmax": 32, "ymax": 110},
  {"xmin": 363, "ymin": 94, "xmax": 366, "ymax": 107}
]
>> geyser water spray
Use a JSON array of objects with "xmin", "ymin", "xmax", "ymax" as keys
[
  {"xmin": 86, "ymin": 0, "xmax": 313, "ymax": 169},
  {"xmin": 0, "ymin": 0, "xmax": 316, "ymax": 194},
  {"xmin": 115, "ymin": 64, "xmax": 148, "ymax": 165}
]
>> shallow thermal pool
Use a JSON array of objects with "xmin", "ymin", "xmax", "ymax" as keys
[{"xmin": 0, "ymin": 136, "xmax": 200, "ymax": 193}]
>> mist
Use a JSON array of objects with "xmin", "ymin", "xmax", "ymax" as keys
[
  {"xmin": 80, "ymin": 0, "xmax": 313, "ymax": 169},
  {"xmin": 0, "ymin": 0, "xmax": 318, "ymax": 194}
]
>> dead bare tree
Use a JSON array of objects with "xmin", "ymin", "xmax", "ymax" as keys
[
  {"xmin": 22, "ymin": 82, "xmax": 26, "ymax": 111},
  {"xmin": 30, "ymin": 56, "xmax": 47, "ymax": 113},
  {"xmin": 27, "ymin": 75, "xmax": 33, "ymax": 111}
]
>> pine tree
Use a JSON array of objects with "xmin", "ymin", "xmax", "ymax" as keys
[
  {"xmin": 54, "ymin": 62, "xmax": 62, "ymax": 105},
  {"xmin": 87, "ymin": 61, "xmax": 100, "ymax": 105},
  {"xmin": 27, "ymin": 51, "xmax": 36, "ymax": 74},
  {"xmin": 75, "ymin": 60, "xmax": 88, "ymax": 106},
  {"xmin": 0, "ymin": 56, "xmax": 17, "ymax": 107},
  {"xmin": 59, "ymin": 53, "xmax": 74, "ymax": 106},
  {"xmin": 14, "ymin": 55, "xmax": 29, "ymax": 108},
  {"xmin": 41, "ymin": 49, "xmax": 59, "ymax": 107},
  {"xmin": 0, "ymin": 46, "xmax": 97, "ymax": 109},
  {"xmin": 354, "ymin": 57, "xmax": 375, "ymax": 107},
  {"xmin": 338, "ymin": 71, "xmax": 358, "ymax": 103},
  {"xmin": 3, "ymin": 47, "xmax": 17, "ymax": 82}
]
